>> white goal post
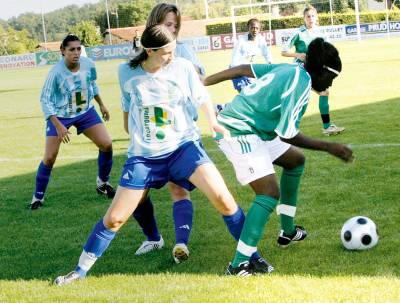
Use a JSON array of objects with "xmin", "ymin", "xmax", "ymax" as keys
[{"xmin": 230, "ymin": 0, "xmax": 363, "ymax": 44}]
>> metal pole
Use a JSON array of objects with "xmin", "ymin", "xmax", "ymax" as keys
[
  {"xmin": 354, "ymin": 0, "xmax": 361, "ymax": 42},
  {"xmin": 116, "ymin": 8, "xmax": 119, "ymax": 28},
  {"xmin": 231, "ymin": 6, "xmax": 237, "ymax": 43},
  {"xmin": 205, "ymin": 0, "xmax": 209, "ymax": 19},
  {"xmin": 385, "ymin": 0, "xmax": 390, "ymax": 38},
  {"xmin": 105, "ymin": 0, "xmax": 112, "ymax": 45},
  {"xmin": 329, "ymin": 0, "xmax": 334, "ymax": 26},
  {"xmin": 41, "ymin": 1, "xmax": 47, "ymax": 48}
]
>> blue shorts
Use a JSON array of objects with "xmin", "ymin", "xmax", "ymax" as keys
[
  {"xmin": 119, "ymin": 140, "xmax": 213, "ymax": 190},
  {"xmin": 46, "ymin": 106, "xmax": 102, "ymax": 136},
  {"xmin": 232, "ymin": 76, "xmax": 252, "ymax": 92}
]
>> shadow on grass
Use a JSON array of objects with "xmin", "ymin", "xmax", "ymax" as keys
[{"xmin": 0, "ymin": 98, "xmax": 399, "ymax": 281}]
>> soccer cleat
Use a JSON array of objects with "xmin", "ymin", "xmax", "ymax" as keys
[
  {"xmin": 322, "ymin": 124, "xmax": 345, "ymax": 136},
  {"xmin": 277, "ymin": 225, "xmax": 308, "ymax": 247},
  {"xmin": 54, "ymin": 271, "xmax": 81, "ymax": 286},
  {"xmin": 96, "ymin": 179, "xmax": 116, "ymax": 199},
  {"xmin": 250, "ymin": 257, "xmax": 274, "ymax": 274},
  {"xmin": 172, "ymin": 243, "xmax": 189, "ymax": 264},
  {"xmin": 226, "ymin": 261, "xmax": 254, "ymax": 276},
  {"xmin": 135, "ymin": 236, "xmax": 164, "ymax": 255},
  {"xmin": 28, "ymin": 196, "xmax": 44, "ymax": 210}
]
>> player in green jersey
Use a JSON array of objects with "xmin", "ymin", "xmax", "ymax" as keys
[
  {"xmin": 282, "ymin": 5, "xmax": 345, "ymax": 136},
  {"xmin": 205, "ymin": 38, "xmax": 354, "ymax": 276}
]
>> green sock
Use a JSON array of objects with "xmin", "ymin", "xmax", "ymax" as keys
[
  {"xmin": 319, "ymin": 95, "xmax": 330, "ymax": 129},
  {"xmin": 279, "ymin": 164, "xmax": 304, "ymax": 235},
  {"xmin": 231, "ymin": 195, "xmax": 278, "ymax": 268}
]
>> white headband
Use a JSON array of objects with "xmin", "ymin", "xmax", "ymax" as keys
[
  {"xmin": 323, "ymin": 65, "xmax": 340, "ymax": 75},
  {"xmin": 143, "ymin": 39, "xmax": 176, "ymax": 50}
]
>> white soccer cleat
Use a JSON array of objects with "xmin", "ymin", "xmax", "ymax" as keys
[
  {"xmin": 322, "ymin": 124, "xmax": 345, "ymax": 136},
  {"xmin": 134, "ymin": 236, "xmax": 164, "ymax": 255},
  {"xmin": 54, "ymin": 271, "xmax": 81, "ymax": 286},
  {"xmin": 172, "ymin": 243, "xmax": 189, "ymax": 264}
]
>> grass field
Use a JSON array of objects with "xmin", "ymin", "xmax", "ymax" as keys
[{"xmin": 0, "ymin": 37, "xmax": 399, "ymax": 302}]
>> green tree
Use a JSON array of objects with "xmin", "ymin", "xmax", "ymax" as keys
[
  {"xmin": 0, "ymin": 26, "xmax": 37, "ymax": 55},
  {"xmin": 70, "ymin": 21, "xmax": 102, "ymax": 46}
]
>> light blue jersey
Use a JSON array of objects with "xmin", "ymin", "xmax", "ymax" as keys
[
  {"xmin": 119, "ymin": 57, "xmax": 210, "ymax": 158},
  {"xmin": 175, "ymin": 42, "xmax": 205, "ymax": 76},
  {"xmin": 40, "ymin": 56, "xmax": 99, "ymax": 119}
]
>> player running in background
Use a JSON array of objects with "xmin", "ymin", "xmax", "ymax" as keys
[
  {"xmin": 132, "ymin": 3, "xmax": 207, "ymax": 264},
  {"xmin": 230, "ymin": 18, "xmax": 272, "ymax": 92},
  {"xmin": 54, "ymin": 25, "xmax": 271, "ymax": 286},
  {"xmin": 282, "ymin": 5, "xmax": 345, "ymax": 136},
  {"xmin": 204, "ymin": 38, "xmax": 353, "ymax": 276},
  {"xmin": 29, "ymin": 34, "xmax": 115, "ymax": 210}
]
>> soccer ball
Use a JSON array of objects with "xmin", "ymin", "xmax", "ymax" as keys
[{"xmin": 340, "ymin": 216, "xmax": 379, "ymax": 250}]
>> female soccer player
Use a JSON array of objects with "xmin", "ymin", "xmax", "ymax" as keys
[
  {"xmin": 204, "ymin": 38, "xmax": 353, "ymax": 275},
  {"xmin": 230, "ymin": 18, "xmax": 272, "ymax": 92},
  {"xmin": 282, "ymin": 5, "xmax": 344, "ymax": 135},
  {"xmin": 132, "ymin": 3, "xmax": 207, "ymax": 264},
  {"xmin": 54, "ymin": 25, "xmax": 270, "ymax": 286},
  {"xmin": 29, "ymin": 34, "xmax": 115, "ymax": 210}
]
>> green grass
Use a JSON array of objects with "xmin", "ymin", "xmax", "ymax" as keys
[{"xmin": 0, "ymin": 37, "xmax": 400, "ymax": 302}]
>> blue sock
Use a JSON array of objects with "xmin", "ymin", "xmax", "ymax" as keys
[
  {"xmin": 173, "ymin": 199, "xmax": 193, "ymax": 245},
  {"xmin": 223, "ymin": 207, "xmax": 260, "ymax": 261},
  {"xmin": 83, "ymin": 219, "xmax": 116, "ymax": 258},
  {"xmin": 132, "ymin": 196, "xmax": 161, "ymax": 241},
  {"xmin": 98, "ymin": 150, "xmax": 113, "ymax": 182},
  {"xmin": 34, "ymin": 161, "xmax": 53, "ymax": 200}
]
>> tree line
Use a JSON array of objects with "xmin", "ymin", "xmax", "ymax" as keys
[{"xmin": 0, "ymin": 0, "xmax": 390, "ymax": 55}]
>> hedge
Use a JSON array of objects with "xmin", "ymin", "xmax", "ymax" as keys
[{"xmin": 206, "ymin": 11, "xmax": 400, "ymax": 35}]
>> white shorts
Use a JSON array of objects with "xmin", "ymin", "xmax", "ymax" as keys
[{"xmin": 218, "ymin": 135, "xmax": 291, "ymax": 185}]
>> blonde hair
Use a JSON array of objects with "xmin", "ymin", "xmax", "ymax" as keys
[
  {"xmin": 146, "ymin": 3, "xmax": 181, "ymax": 35},
  {"xmin": 303, "ymin": 4, "xmax": 318, "ymax": 16}
]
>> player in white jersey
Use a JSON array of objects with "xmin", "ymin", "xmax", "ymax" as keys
[
  {"xmin": 230, "ymin": 18, "xmax": 272, "ymax": 92},
  {"xmin": 29, "ymin": 34, "xmax": 115, "ymax": 210},
  {"xmin": 204, "ymin": 38, "xmax": 354, "ymax": 276},
  {"xmin": 54, "ymin": 25, "xmax": 270, "ymax": 286},
  {"xmin": 282, "ymin": 5, "xmax": 345, "ymax": 136},
  {"xmin": 132, "ymin": 3, "xmax": 207, "ymax": 263}
]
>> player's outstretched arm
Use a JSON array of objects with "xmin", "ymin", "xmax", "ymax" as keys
[
  {"xmin": 282, "ymin": 132, "xmax": 354, "ymax": 162},
  {"xmin": 204, "ymin": 65, "xmax": 254, "ymax": 86}
]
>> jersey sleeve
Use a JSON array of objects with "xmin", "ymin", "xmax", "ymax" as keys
[
  {"xmin": 40, "ymin": 70, "xmax": 58, "ymax": 120},
  {"xmin": 177, "ymin": 43, "xmax": 206, "ymax": 76},
  {"xmin": 251, "ymin": 64, "xmax": 275, "ymax": 79},
  {"xmin": 260, "ymin": 39, "xmax": 273, "ymax": 64},
  {"xmin": 89, "ymin": 60, "xmax": 99, "ymax": 96},
  {"xmin": 230, "ymin": 38, "xmax": 244, "ymax": 67},
  {"xmin": 275, "ymin": 67, "xmax": 311, "ymax": 139},
  {"xmin": 282, "ymin": 31, "xmax": 299, "ymax": 53},
  {"xmin": 185, "ymin": 60, "xmax": 210, "ymax": 108},
  {"xmin": 118, "ymin": 64, "xmax": 131, "ymax": 113}
]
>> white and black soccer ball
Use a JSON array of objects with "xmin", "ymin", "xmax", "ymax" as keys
[{"xmin": 340, "ymin": 216, "xmax": 379, "ymax": 250}]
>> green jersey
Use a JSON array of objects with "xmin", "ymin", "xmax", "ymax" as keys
[
  {"xmin": 217, "ymin": 63, "xmax": 311, "ymax": 140},
  {"xmin": 283, "ymin": 25, "xmax": 327, "ymax": 63}
]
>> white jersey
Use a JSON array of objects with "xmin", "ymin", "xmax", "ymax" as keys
[
  {"xmin": 119, "ymin": 57, "xmax": 210, "ymax": 158},
  {"xmin": 230, "ymin": 34, "xmax": 272, "ymax": 67}
]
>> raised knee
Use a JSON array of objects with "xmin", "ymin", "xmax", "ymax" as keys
[{"xmin": 170, "ymin": 187, "xmax": 190, "ymax": 201}]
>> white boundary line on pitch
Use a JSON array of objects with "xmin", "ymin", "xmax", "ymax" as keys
[{"xmin": 1, "ymin": 143, "xmax": 399, "ymax": 163}]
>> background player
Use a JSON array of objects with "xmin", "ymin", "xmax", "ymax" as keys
[{"xmin": 29, "ymin": 34, "xmax": 115, "ymax": 210}]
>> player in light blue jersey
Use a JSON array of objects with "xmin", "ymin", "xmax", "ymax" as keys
[
  {"xmin": 54, "ymin": 25, "xmax": 270, "ymax": 286},
  {"xmin": 282, "ymin": 5, "xmax": 345, "ymax": 136},
  {"xmin": 29, "ymin": 34, "xmax": 115, "ymax": 210},
  {"xmin": 131, "ymin": 3, "xmax": 207, "ymax": 264},
  {"xmin": 230, "ymin": 18, "xmax": 272, "ymax": 92},
  {"xmin": 204, "ymin": 38, "xmax": 354, "ymax": 276}
]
